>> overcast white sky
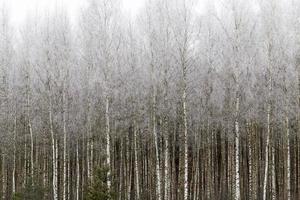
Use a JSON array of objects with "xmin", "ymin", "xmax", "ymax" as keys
[
  {"xmin": 3, "ymin": 0, "xmax": 261, "ymax": 27},
  {"xmin": 6, "ymin": 0, "xmax": 145, "ymax": 25}
]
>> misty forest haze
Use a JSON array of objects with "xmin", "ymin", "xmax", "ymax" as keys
[{"xmin": 0, "ymin": 0, "xmax": 299, "ymax": 199}]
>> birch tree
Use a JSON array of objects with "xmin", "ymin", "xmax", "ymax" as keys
[{"xmin": 0, "ymin": 0, "xmax": 299, "ymax": 200}]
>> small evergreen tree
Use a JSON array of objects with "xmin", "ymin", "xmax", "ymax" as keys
[
  {"xmin": 84, "ymin": 167, "xmax": 114, "ymax": 200},
  {"xmin": 13, "ymin": 176, "xmax": 46, "ymax": 200}
]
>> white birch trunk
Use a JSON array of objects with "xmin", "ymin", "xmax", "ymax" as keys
[
  {"xmin": 263, "ymin": 103, "xmax": 271, "ymax": 200},
  {"xmin": 247, "ymin": 121, "xmax": 252, "ymax": 200},
  {"xmin": 106, "ymin": 96, "xmax": 111, "ymax": 190},
  {"xmin": 63, "ymin": 88, "xmax": 67, "ymax": 200},
  {"xmin": 81, "ymin": 137, "xmax": 85, "ymax": 198},
  {"xmin": 133, "ymin": 120, "xmax": 140, "ymax": 199},
  {"xmin": 12, "ymin": 114, "xmax": 17, "ymax": 194},
  {"xmin": 67, "ymin": 159, "xmax": 70, "ymax": 200},
  {"xmin": 87, "ymin": 95, "xmax": 93, "ymax": 184},
  {"xmin": 26, "ymin": 61, "xmax": 34, "ymax": 180},
  {"xmin": 90, "ymin": 138, "xmax": 94, "ymax": 183},
  {"xmin": 29, "ymin": 120, "xmax": 34, "ymax": 179},
  {"xmin": 263, "ymin": 56, "xmax": 272, "ymax": 200},
  {"xmin": 87, "ymin": 139, "xmax": 90, "ymax": 183},
  {"xmin": 235, "ymin": 95, "xmax": 240, "ymax": 200},
  {"xmin": 271, "ymin": 143, "xmax": 276, "ymax": 200},
  {"xmin": 127, "ymin": 133, "xmax": 131, "ymax": 200},
  {"xmin": 153, "ymin": 87, "xmax": 162, "ymax": 200},
  {"xmin": 183, "ymin": 69, "xmax": 188, "ymax": 200},
  {"xmin": 76, "ymin": 141, "xmax": 80, "ymax": 200},
  {"xmin": 55, "ymin": 137, "xmax": 58, "ymax": 197},
  {"xmin": 286, "ymin": 116, "xmax": 291, "ymax": 200},
  {"xmin": 119, "ymin": 139, "xmax": 123, "ymax": 200},
  {"xmin": 49, "ymin": 97, "xmax": 58, "ymax": 200},
  {"xmin": 164, "ymin": 133, "xmax": 170, "ymax": 200},
  {"xmin": 43, "ymin": 137, "xmax": 47, "ymax": 189},
  {"xmin": 24, "ymin": 135, "xmax": 27, "ymax": 187},
  {"xmin": 193, "ymin": 148, "xmax": 200, "ymax": 200},
  {"xmin": 26, "ymin": 82, "xmax": 33, "ymax": 180}
]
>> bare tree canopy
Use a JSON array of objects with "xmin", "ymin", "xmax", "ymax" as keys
[{"xmin": 0, "ymin": 0, "xmax": 299, "ymax": 199}]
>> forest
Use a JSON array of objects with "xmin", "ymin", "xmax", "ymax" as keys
[{"xmin": 0, "ymin": 0, "xmax": 300, "ymax": 199}]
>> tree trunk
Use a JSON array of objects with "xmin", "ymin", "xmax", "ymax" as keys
[
  {"xmin": 24, "ymin": 134, "xmax": 27, "ymax": 187},
  {"xmin": 133, "ymin": 120, "xmax": 140, "ymax": 199},
  {"xmin": 2, "ymin": 153, "xmax": 6, "ymax": 200},
  {"xmin": 127, "ymin": 133, "xmax": 131, "ymax": 200},
  {"xmin": 152, "ymin": 86, "xmax": 162, "ymax": 200},
  {"xmin": 286, "ymin": 116, "xmax": 291, "ymax": 200},
  {"xmin": 49, "ymin": 97, "xmax": 58, "ymax": 200},
  {"xmin": 235, "ymin": 94, "xmax": 240, "ymax": 200},
  {"xmin": 43, "ymin": 136, "xmax": 47, "ymax": 191},
  {"xmin": 263, "ymin": 101, "xmax": 271, "ymax": 200},
  {"xmin": 76, "ymin": 140, "xmax": 80, "ymax": 200},
  {"xmin": 106, "ymin": 96, "xmax": 111, "ymax": 190},
  {"xmin": 63, "ymin": 87, "xmax": 67, "ymax": 200},
  {"xmin": 29, "ymin": 120, "xmax": 34, "ymax": 179},
  {"xmin": 164, "ymin": 130, "xmax": 170, "ymax": 200},
  {"xmin": 271, "ymin": 139, "xmax": 276, "ymax": 200},
  {"xmin": 90, "ymin": 138, "xmax": 94, "ymax": 184},
  {"xmin": 119, "ymin": 138, "xmax": 123, "ymax": 200},
  {"xmin": 183, "ymin": 65, "xmax": 188, "ymax": 200},
  {"xmin": 247, "ymin": 121, "xmax": 253, "ymax": 200},
  {"xmin": 12, "ymin": 114, "xmax": 17, "ymax": 195}
]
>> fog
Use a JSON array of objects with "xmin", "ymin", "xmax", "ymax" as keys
[{"xmin": 0, "ymin": 0, "xmax": 299, "ymax": 200}]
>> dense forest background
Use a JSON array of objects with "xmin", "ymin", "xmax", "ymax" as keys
[{"xmin": 0, "ymin": 0, "xmax": 300, "ymax": 199}]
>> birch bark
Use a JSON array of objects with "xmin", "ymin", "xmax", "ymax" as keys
[
  {"xmin": 76, "ymin": 141, "xmax": 80, "ymax": 200},
  {"xmin": 106, "ymin": 96, "xmax": 111, "ymax": 190},
  {"xmin": 49, "ymin": 96, "xmax": 58, "ymax": 200},
  {"xmin": 133, "ymin": 120, "xmax": 140, "ymax": 199},
  {"xmin": 234, "ymin": 94, "xmax": 240, "ymax": 200},
  {"xmin": 62, "ymin": 86, "xmax": 67, "ymax": 200},
  {"xmin": 286, "ymin": 116, "xmax": 291, "ymax": 200}
]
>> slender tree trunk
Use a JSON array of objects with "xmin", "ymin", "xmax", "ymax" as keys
[
  {"xmin": 49, "ymin": 97, "xmax": 58, "ymax": 200},
  {"xmin": 298, "ymin": 59, "xmax": 300, "ymax": 200},
  {"xmin": 87, "ymin": 91, "xmax": 93, "ymax": 185},
  {"xmin": 235, "ymin": 94, "xmax": 240, "ymax": 200},
  {"xmin": 63, "ymin": 87, "xmax": 67, "ymax": 200},
  {"xmin": 263, "ymin": 100, "xmax": 271, "ymax": 200},
  {"xmin": 87, "ymin": 117, "xmax": 90, "ymax": 186},
  {"xmin": 127, "ymin": 133, "xmax": 131, "ymax": 200},
  {"xmin": 24, "ymin": 135, "xmax": 27, "ymax": 187},
  {"xmin": 12, "ymin": 114, "xmax": 17, "ymax": 195},
  {"xmin": 87, "ymin": 139, "xmax": 90, "ymax": 184},
  {"xmin": 296, "ymin": 62, "xmax": 300, "ymax": 198},
  {"xmin": 26, "ymin": 63, "xmax": 34, "ymax": 180},
  {"xmin": 2, "ymin": 153, "xmax": 5, "ymax": 200},
  {"xmin": 263, "ymin": 51, "xmax": 273, "ymax": 200},
  {"xmin": 247, "ymin": 121, "xmax": 252, "ymax": 200},
  {"xmin": 106, "ymin": 96, "xmax": 111, "ymax": 190},
  {"xmin": 286, "ymin": 116, "xmax": 291, "ymax": 200},
  {"xmin": 76, "ymin": 141, "xmax": 80, "ymax": 200},
  {"xmin": 164, "ymin": 130, "xmax": 170, "ymax": 200},
  {"xmin": 29, "ymin": 120, "xmax": 34, "ymax": 179},
  {"xmin": 183, "ymin": 64, "xmax": 188, "ymax": 200},
  {"xmin": 90, "ymin": 138, "xmax": 94, "ymax": 184},
  {"xmin": 81, "ymin": 134, "xmax": 85, "ymax": 198},
  {"xmin": 271, "ymin": 139, "xmax": 276, "ymax": 200},
  {"xmin": 133, "ymin": 120, "xmax": 140, "ymax": 199},
  {"xmin": 55, "ymin": 136, "xmax": 59, "ymax": 198},
  {"xmin": 119, "ymin": 138, "xmax": 123, "ymax": 200},
  {"xmin": 67, "ymin": 157, "xmax": 70, "ymax": 200},
  {"xmin": 43, "ymin": 136, "xmax": 47, "ymax": 189},
  {"xmin": 193, "ymin": 147, "xmax": 199, "ymax": 200},
  {"xmin": 152, "ymin": 86, "xmax": 162, "ymax": 200}
]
